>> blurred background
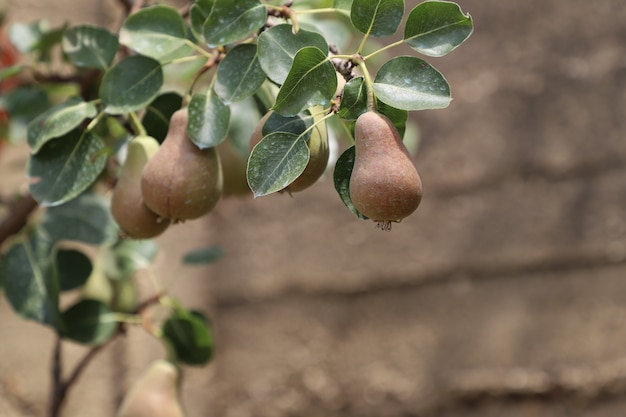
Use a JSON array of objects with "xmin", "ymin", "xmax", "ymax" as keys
[{"xmin": 1, "ymin": 0, "xmax": 626, "ymax": 416}]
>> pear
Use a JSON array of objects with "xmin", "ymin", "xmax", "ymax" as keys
[
  {"xmin": 116, "ymin": 360, "xmax": 185, "ymax": 417},
  {"xmin": 217, "ymin": 139, "xmax": 252, "ymax": 197},
  {"xmin": 349, "ymin": 111, "xmax": 423, "ymax": 230},
  {"xmin": 111, "ymin": 136, "xmax": 170, "ymax": 239},
  {"xmin": 141, "ymin": 108, "xmax": 223, "ymax": 221}
]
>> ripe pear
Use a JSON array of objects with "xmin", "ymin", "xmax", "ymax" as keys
[
  {"xmin": 349, "ymin": 111, "xmax": 423, "ymax": 230},
  {"xmin": 111, "ymin": 136, "xmax": 170, "ymax": 239},
  {"xmin": 141, "ymin": 108, "xmax": 223, "ymax": 221},
  {"xmin": 116, "ymin": 360, "xmax": 185, "ymax": 417},
  {"xmin": 250, "ymin": 107, "xmax": 329, "ymax": 193}
]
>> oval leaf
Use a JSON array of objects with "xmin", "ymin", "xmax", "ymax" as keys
[
  {"xmin": 215, "ymin": 44, "xmax": 266, "ymax": 104},
  {"xmin": 203, "ymin": 0, "xmax": 266, "ymax": 47},
  {"xmin": 273, "ymin": 46, "xmax": 337, "ymax": 116},
  {"xmin": 187, "ymin": 93, "xmax": 230, "ymax": 149},
  {"xmin": 257, "ymin": 24, "xmax": 329, "ymax": 85},
  {"xmin": 162, "ymin": 308, "xmax": 213, "ymax": 366},
  {"xmin": 61, "ymin": 299, "xmax": 118, "ymax": 345},
  {"xmin": 56, "ymin": 248, "xmax": 93, "ymax": 292},
  {"xmin": 100, "ymin": 55, "xmax": 163, "ymax": 115},
  {"xmin": 404, "ymin": 1, "xmax": 473, "ymax": 57},
  {"xmin": 27, "ymin": 97, "xmax": 97, "ymax": 154},
  {"xmin": 119, "ymin": 4, "xmax": 193, "ymax": 63},
  {"xmin": 333, "ymin": 145, "xmax": 367, "ymax": 219},
  {"xmin": 190, "ymin": 0, "xmax": 213, "ymax": 42},
  {"xmin": 27, "ymin": 130, "xmax": 107, "ymax": 207},
  {"xmin": 247, "ymin": 132, "xmax": 309, "ymax": 197},
  {"xmin": 62, "ymin": 25, "xmax": 119, "ymax": 69},
  {"xmin": 373, "ymin": 56, "xmax": 450, "ymax": 111},
  {"xmin": 142, "ymin": 92, "xmax": 183, "ymax": 142},
  {"xmin": 338, "ymin": 77, "xmax": 367, "ymax": 120},
  {"xmin": 350, "ymin": 0, "xmax": 404, "ymax": 37}
]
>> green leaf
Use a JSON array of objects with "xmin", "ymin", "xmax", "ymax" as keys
[
  {"xmin": 2, "ymin": 87, "xmax": 51, "ymax": 144},
  {"xmin": 104, "ymin": 239, "xmax": 158, "ymax": 280},
  {"xmin": 333, "ymin": 146, "xmax": 366, "ymax": 219},
  {"xmin": 27, "ymin": 130, "xmax": 107, "ymax": 207},
  {"xmin": 215, "ymin": 44, "xmax": 266, "ymax": 104},
  {"xmin": 40, "ymin": 192, "xmax": 117, "ymax": 245},
  {"xmin": 162, "ymin": 308, "xmax": 213, "ymax": 366},
  {"xmin": 334, "ymin": 0, "xmax": 353, "ymax": 11},
  {"xmin": 203, "ymin": 0, "xmax": 266, "ymax": 47},
  {"xmin": 338, "ymin": 77, "xmax": 367, "ymax": 120},
  {"xmin": 142, "ymin": 92, "xmax": 183, "ymax": 142},
  {"xmin": 247, "ymin": 132, "xmax": 309, "ymax": 197},
  {"xmin": 257, "ymin": 24, "xmax": 329, "ymax": 85},
  {"xmin": 0, "ymin": 228, "xmax": 60, "ymax": 327},
  {"xmin": 27, "ymin": 97, "xmax": 98, "ymax": 154},
  {"xmin": 373, "ymin": 56, "xmax": 450, "ymax": 111},
  {"xmin": 182, "ymin": 246, "xmax": 223, "ymax": 265},
  {"xmin": 404, "ymin": 1, "xmax": 473, "ymax": 57},
  {"xmin": 55, "ymin": 248, "xmax": 93, "ymax": 292},
  {"xmin": 377, "ymin": 100, "xmax": 408, "ymax": 138},
  {"xmin": 273, "ymin": 46, "xmax": 337, "ymax": 116},
  {"xmin": 100, "ymin": 55, "xmax": 163, "ymax": 115},
  {"xmin": 187, "ymin": 93, "xmax": 230, "ymax": 149},
  {"xmin": 61, "ymin": 299, "xmax": 118, "ymax": 345},
  {"xmin": 62, "ymin": 25, "xmax": 119, "ymax": 69},
  {"xmin": 350, "ymin": 0, "xmax": 404, "ymax": 38},
  {"xmin": 8, "ymin": 21, "xmax": 47, "ymax": 52},
  {"xmin": 119, "ymin": 5, "xmax": 193, "ymax": 63},
  {"xmin": 262, "ymin": 111, "xmax": 312, "ymax": 138},
  {"xmin": 189, "ymin": 0, "xmax": 214, "ymax": 42}
]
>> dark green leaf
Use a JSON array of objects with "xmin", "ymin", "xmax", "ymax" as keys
[
  {"xmin": 203, "ymin": 0, "xmax": 266, "ymax": 47},
  {"xmin": 162, "ymin": 308, "xmax": 213, "ymax": 366},
  {"xmin": 350, "ymin": 0, "xmax": 404, "ymax": 37},
  {"xmin": 56, "ymin": 249, "xmax": 93, "ymax": 291},
  {"xmin": 333, "ymin": 145, "xmax": 366, "ymax": 219},
  {"xmin": 27, "ymin": 130, "xmax": 107, "ymax": 207},
  {"xmin": 404, "ymin": 1, "xmax": 473, "ymax": 57},
  {"xmin": 183, "ymin": 246, "xmax": 223, "ymax": 265},
  {"xmin": 142, "ymin": 92, "xmax": 183, "ymax": 142},
  {"xmin": 247, "ymin": 132, "xmax": 309, "ymax": 197},
  {"xmin": 257, "ymin": 24, "xmax": 329, "ymax": 85},
  {"xmin": 187, "ymin": 93, "xmax": 230, "ymax": 148},
  {"xmin": 262, "ymin": 111, "xmax": 312, "ymax": 139},
  {"xmin": 273, "ymin": 46, "xmax": 337, "ymax": 116},
  {"xmin": 189, "ymin": 0, "xmax": 214, "ymax": 42},
  {"xmin": 215, "ymin": 44, "xmax": 266, "ymax": 104},
  {"xmin": 120, "ymin": 5, "xmax": 193, "ymax": 63},
  {"xmin": 338, "ymin": 77, "xmax": 367, "ymax": 120},
  {"xmin": 100, "ymin": 55, "xmax": 163, "ymax": 115},
  {"xmin": 373, "ymin": 56, "xmax": 450, "ymax": 111},
  {"xmin": 41, "ymin": 192, "xmax": 117, "ymax": 245},
  {"xmin": 105, "ymin": 239, "xmax": 158, "ymax": 280},
  {"xmin": 61, "ymin": 299, "xmax": 118, "ymax": 345},
  {"xmin": 62, "ymin": 25, "xmax": 119, "ymax": 69},
  {"xmin": 27, "ymin": 97, "xmax": 98, "ymax": 154}
]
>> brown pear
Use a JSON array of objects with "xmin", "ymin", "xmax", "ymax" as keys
[
  {"xmin": 141, "ymin": 108, "xmax": 223, "ymax": 221},
  {"xmin": 116, "ymin": 360, "xmax": 185, "ymax": 417},
  {"xmin": 111, "ymin": 136, "xmax": 170, "ymax": 239},
  {"xmin": 349, "ymin": 111, "xmax": 423, "ymax": 230}
]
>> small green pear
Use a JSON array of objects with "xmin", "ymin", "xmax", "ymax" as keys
[
  {"xmin": 116, "ymin": 360, "xmax": 185, "ymax": 417},
  {"xmin": 349, "ymin": 111, "xmax": 423, "ymax": 230},
  {"xmin": 111, "ymin": 136, "xmax": 170, "ymax": 239}
]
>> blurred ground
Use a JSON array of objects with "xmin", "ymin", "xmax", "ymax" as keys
[{"xmin": 1, "ymin": 0, "xmax": 626, "ymax": 416}]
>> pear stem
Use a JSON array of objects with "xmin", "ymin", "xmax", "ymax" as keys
[{"xmin": 128, "ymin": 111, "xmax": 147, "ymax": 137}]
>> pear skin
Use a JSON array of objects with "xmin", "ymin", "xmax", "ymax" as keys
[
  {"xmin": 141, "ymin": 108, "xmax": 223, "ymax": 221},
  {"xmin": 116, "ymin": 360, "xmax": 185, "ymax": 417},
  {"xmin": 111, "ymin": 136, "xmax": 170, "ymax": 239},
  {"xmin": 349, "ymin": 111, "xmax": 422, "ymax": 230}
]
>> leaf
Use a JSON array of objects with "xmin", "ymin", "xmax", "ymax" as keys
[
  {"xmin": 262, "ymin": 111, "xmax": 312, "ymax": 139},
  {"xmin": 257, "ymin": 24, "xmax": 329, "ymax": 85},
  {"xmin": 104, "ymin": 239, "xmax": 158, "ymax": 280},
  {"xmin": 373, "ymin": 56, "xmax": 450, "ymax": 111},
  {"xmin": 215, "ymin": 44, "xmax": 266, "ymax": 104},
  {"xmin": 404, "ymin": 1, "xmax": 473, "ymax": 57},
  {"xmin": 162, "ymin": 308, "xmax": 213, "ymax": 366},
  {"xmin": 142, "ymin": 92, "xmax": 183, "ymax": 142},
  {"xmin": 333, "ymin": 145, "xmax": 366, "ymax": 219},
  {"xmin": 119, "ymin": 4, "xmax": 193, "ymax": 63},
  {"xmin": 100, "ymin": 55, "xmax": 163, "ymax": 115},
  {"xmin": 183, "ymin": 246, "xmax": 223, "ymax": 265},
  {"xmin": 273, "ymin": 46, "xmax": 337, "ymax": 116},
  {"xmin": 189, "ymin": 0, "xmax": 214, "ymax": 42},
  {"xmin": 62, "ymin": 25, "xmax": 119, "ymax": 69},
  {"xmin": 28, "ymin": 130, "xmax": 108, "ymax": 207},
  {"xmin": 247, "ymin": 132, "xmax": 309, "ymax": 197},
  {"xmin": 338, "ymin": 77, "xmax": 367, "ymax": 120},
  {"xmin": 187, "ymin": 93, "xmax": 230, "ymax": 149},
  {"xmin": 8, "ymin": 21, "xmax": 47, "ymax": 53},
  {"xmin": 0, "ymin": 228, "xmax": 60, "ymax": 327},
  {"xmin": 40, "ymin": 192, "xmax": 117, "ymax": 245},
  {"xmin": 203, "ymin": 0, "xmax": 266, "ymax": 47},
  {"xmin": 27, "ymin": 97, "xmax": 98, "ymax": 154},
  {"xmin": 56, "ymin": 248, "xmax": 93, "ymax": 291},
  {"xmin": 61, "ymin": 299, "xmax": 118, "ymax": 345},
  {"xmin": 350, "ymin": 0, "xmax": 404, "ymax": 38},
  {"xmin": 334, "ymin": 0, "xmax": 353, "ymax": 11}
]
